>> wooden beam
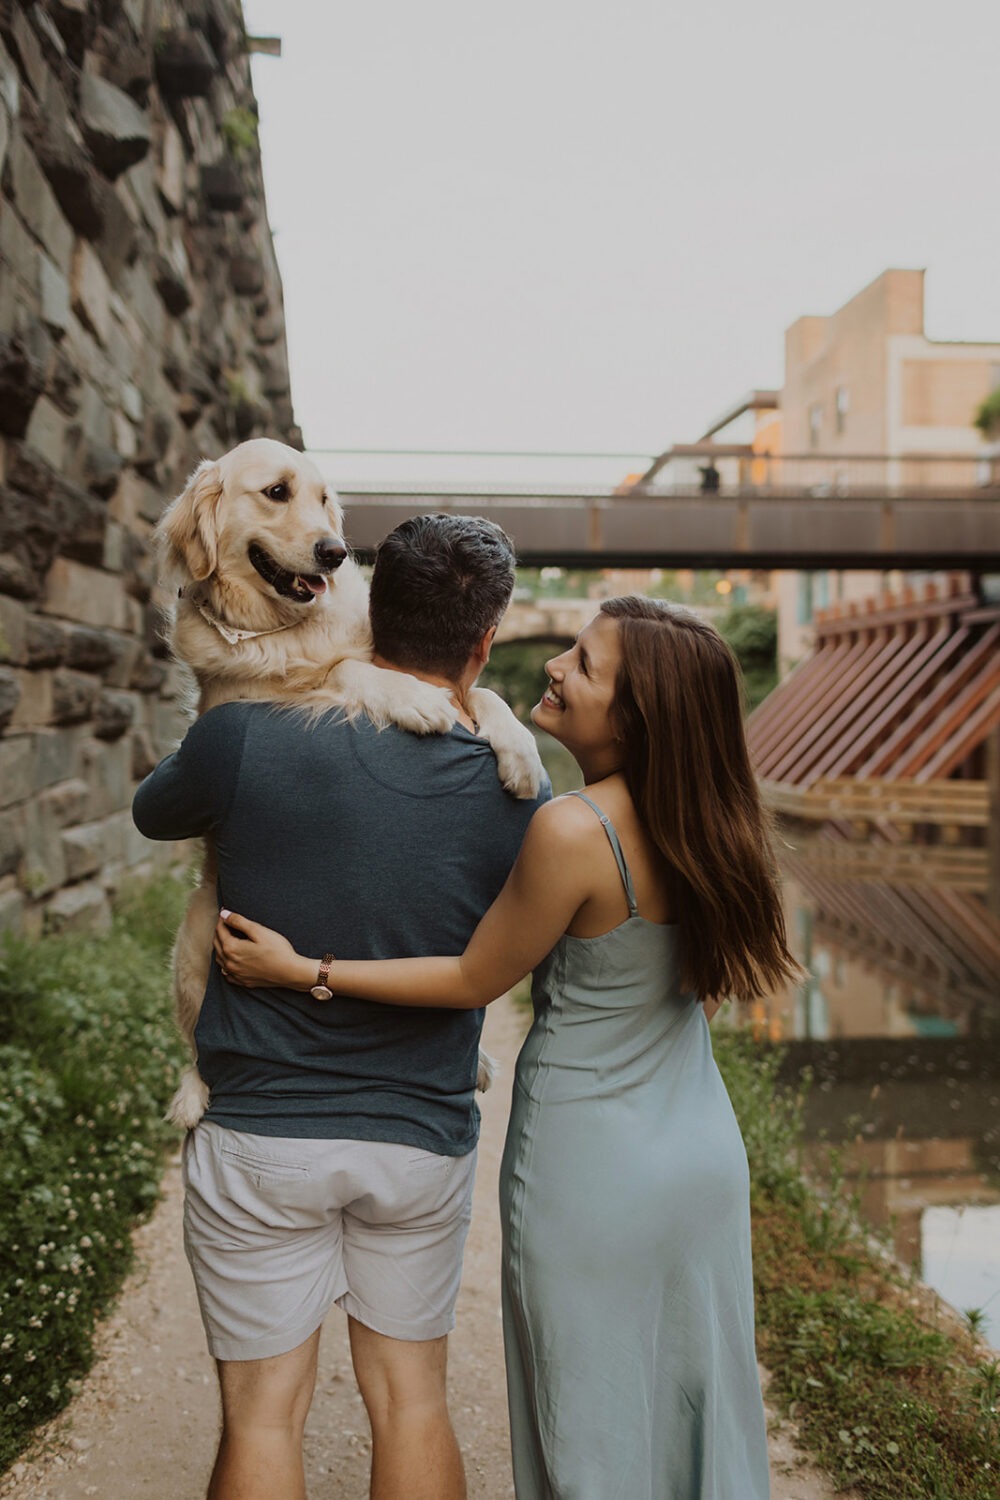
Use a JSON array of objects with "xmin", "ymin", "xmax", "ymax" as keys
[{"xmin": 762, "ymin": 778, "xmax": 989, "ymax": 829}]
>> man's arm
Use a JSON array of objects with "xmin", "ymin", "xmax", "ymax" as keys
[{"xmin": 132, "ymin": 704, "xmax": 249, "ymax": 841}]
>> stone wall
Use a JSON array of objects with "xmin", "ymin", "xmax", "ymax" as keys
[{"xmin": 0, "ymin": 0, "xmax": 299, "ymax": 935}]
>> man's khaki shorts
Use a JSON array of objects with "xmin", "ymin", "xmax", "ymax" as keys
[{"xmin": 182, "ymin": 1121, "xmax": 477, "ymax": 1361}]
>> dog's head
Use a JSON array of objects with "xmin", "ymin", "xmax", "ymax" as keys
[{"xmin": 157, "ymin": 439, "xmax": 348, "ymax": 609}]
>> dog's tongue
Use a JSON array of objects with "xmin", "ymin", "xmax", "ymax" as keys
[{"xmin": 296, "ymin": 575, "xmax": 327, "ymax": 595}]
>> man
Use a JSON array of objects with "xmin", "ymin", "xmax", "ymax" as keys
[{"xmin": 133, "ymin": 514, "xmax": 549, "ymax": 1500}]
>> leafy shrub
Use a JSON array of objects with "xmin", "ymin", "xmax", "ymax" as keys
[{"xmin": 0, "ymin": 877, "xmax": 188, "ymax": 1472}]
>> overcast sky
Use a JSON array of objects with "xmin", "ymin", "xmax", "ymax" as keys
[{"xmin": 242, "ymin": 0, "xmax": 1000, "ymax": 486}]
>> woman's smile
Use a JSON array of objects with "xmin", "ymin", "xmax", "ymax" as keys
[{"xmin": 539, "ymin": 681, "xmax": 564, "ymax": 711}]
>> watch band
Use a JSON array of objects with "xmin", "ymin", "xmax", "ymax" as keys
[{"xmin": 310, "ymin": 952, "xmax": 336, "ymax": 1001}]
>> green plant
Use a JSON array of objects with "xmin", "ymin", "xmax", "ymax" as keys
[
  {"xmin": 716, "ymin": 603, "xmax": 778, "ymax": 709},
  {"xmin": 0, "ymin": 877, "xmax": 189, "ymax": 1472},
  {"xmin": 221, "ymin": 107, "xmax": 259, "ymax": 159},
  {"xmin": 973, "ymin": 387, "xmax": 1000, "ymax": 439}
]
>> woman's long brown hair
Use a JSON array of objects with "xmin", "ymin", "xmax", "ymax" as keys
[{"xmin": 599, "ymin": 596, "xmax": 798, "ymax": 1004}]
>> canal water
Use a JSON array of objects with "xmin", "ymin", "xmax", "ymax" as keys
[{"xmin": 528, "ymin": 728, "xmax": 1000, "ymax": 1347}]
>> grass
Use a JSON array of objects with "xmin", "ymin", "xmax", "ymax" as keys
[
  {"xmin": 714, "ymin": 1029, "xmax": 1000, "ymax": 1499},
  {"xmin": 0, "ymin": 876, "xmax": 189, "ymax": 1473}
]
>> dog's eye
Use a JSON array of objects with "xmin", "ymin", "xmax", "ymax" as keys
[{"xmin": 264, "ymin": 483, "xmax": 290, "ymax": 503}]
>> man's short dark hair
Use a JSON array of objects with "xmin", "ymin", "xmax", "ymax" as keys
[{"xmin": 369, "ymin": 514, "xmax": 516, "ymax": 678}]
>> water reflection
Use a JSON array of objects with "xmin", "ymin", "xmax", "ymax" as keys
[{"xmin": 754, "ymin": 850, "xmax": 1000, "ymax": 1347}]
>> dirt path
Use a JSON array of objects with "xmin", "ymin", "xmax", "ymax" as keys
[{"xmin": 1, "ymin": 997, "xmax": 852, "ymax": 1499}]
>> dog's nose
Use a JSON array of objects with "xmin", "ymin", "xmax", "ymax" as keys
[{"xmin": 314, "ymin": 537, "xmax": 347, "ymax": 572}]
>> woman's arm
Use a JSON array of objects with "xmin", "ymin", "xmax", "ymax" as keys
[{"xmin": 214, "ymin": 798, "xmax": 593, "ymax": 1009}]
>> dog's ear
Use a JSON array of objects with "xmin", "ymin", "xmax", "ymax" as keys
[{"xmin": 157, "ymin": 459, "xmax": 224, "ymax": 584}]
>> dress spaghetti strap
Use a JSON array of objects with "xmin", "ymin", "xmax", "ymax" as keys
[{"xmin": 567, "ymin": 791, "xmax": 639, "ymax": 917}]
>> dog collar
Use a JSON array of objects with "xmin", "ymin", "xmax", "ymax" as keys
[{"xmin": 186, "ymin": 596, "xmax": 301, "ymax": 647}]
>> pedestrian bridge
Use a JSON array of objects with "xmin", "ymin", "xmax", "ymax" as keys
[
  {"xmin": 336, "ymin": 453, "xmax": 1000, "ymax": 569},
  {"xmin": 495, "ymin": 597, "xmax": 599, "ymax": 645}
]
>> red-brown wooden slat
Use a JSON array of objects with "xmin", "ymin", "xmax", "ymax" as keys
[{"xmin": 766, "ymin": 635, "xmax": 887, "ymax": 783}]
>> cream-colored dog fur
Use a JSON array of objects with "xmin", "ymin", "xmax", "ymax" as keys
[{"xmin": 155, "ymin": 437, "xmax": 541, "ymax": 1128}]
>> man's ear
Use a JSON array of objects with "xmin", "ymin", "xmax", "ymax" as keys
[{"xmin": 476, "ymin": 625, "xmax": 498, "ymax": 667}]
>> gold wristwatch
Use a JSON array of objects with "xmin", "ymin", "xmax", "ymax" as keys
[{"xmin": 310, "ymin": 953, "xmax": 335, "ymax": 1001}]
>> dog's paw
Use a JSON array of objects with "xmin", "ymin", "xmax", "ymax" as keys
[
  {"xmin": 166, "ymin": 1066, "xmax": 210, "ymax": 1130},
  {"xmin": 388, "ymin": 683, "xmax": 457, "ymax": 736},
  {"xmin": 468, "ymin": 689, "xmax": 544, "ymax": 798},
  {"xmin": 476, "ymin": 1047, "xmax": 500, "ymax": 1093}
]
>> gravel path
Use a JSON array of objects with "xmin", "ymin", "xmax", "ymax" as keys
[{"xmin": 1, "ymin": 997, "xmax": 852, "ymax": 1499}]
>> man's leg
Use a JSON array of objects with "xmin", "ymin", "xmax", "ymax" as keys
[
  {"xmin": 348, "ymin": 1317, "xmax": 466, "ymax": 1500},
  {"xmin": 208, "ymin": 1326, "xmax": 321, "ymax": 1500}
]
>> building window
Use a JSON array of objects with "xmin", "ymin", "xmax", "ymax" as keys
[
  {"xmin": 835, "ymin": 385, "xmax": 849, "ymax": 435},
  {"xmin": 809, "ymin": 403, "xmax": 822, "ymax": 449}
]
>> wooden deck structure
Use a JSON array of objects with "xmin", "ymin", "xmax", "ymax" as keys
[{"xmin": 748, "ymin": 576, "xmax": 1000, "ymax": 899}]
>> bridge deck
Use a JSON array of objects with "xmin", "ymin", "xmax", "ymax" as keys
[{"xmin": 337, "ymin": 488, "xmax": 1000, "ymax": 569}]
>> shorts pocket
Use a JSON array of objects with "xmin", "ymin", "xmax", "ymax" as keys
[{"xmin": 219, "ymin": 1142, "xmax": 312, "ymax": 1187}]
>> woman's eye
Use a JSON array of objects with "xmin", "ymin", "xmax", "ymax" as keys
[{"xmin": 264, "ymin": 483, "xmax": 289, "ymax": 503}]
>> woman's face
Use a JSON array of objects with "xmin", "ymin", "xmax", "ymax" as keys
[{"xmin": 531, "ymin": 612, "xmax": 623, "ymax": 768}]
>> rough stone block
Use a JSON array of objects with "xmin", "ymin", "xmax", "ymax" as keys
[
  {"xmin": 32, "ymin": 723, "xmax": 85, "ymax": 789},
  {"xmin": 44, "ymin": 878, "xmax": 110, "ymax": 932},
  {"xmin": 25, "ymin": 108, "xmax": 107, "ymax": 240},
  {"xmin": 48, "ymin": 1, "xmax": 91, "ymax": 67},
  {"xmin": 0, "ymin": 661, "xmax": 21, "ymax": 729},
  {"xmin": 200, "ymin": 160, "xmax": 244, "ymax": 211},
  {"xmin": 39, "ymin": 776, "xmax": 89, "ymax": 827},
  {"xmin": 1, "ymin": 2, "xmax": 48, "ymax": 98},
  {"xmin": 79, "ymin": 70, "xmax": 151, "ymax": 180},
  {"xmin": 60, "ymin": 821, "xmax": 103, "ymax": 880},
  {"xmin": 0, "ymin": 199, "xmax": 41, "ymax": 294},
  {"xmin": 230, "ymin": 255, "xmax": 265, "ymax": 297},
  {"xmin": 8, "ymin": 665, "xmax": 51, "ymax": 728},
  {"xmin": 0, "ymin": 36, "xmax": 20, "ymax": 119},
  {"xmin": 156, "ymin": 118, "xmax": 186, "ymax": 213},
  {"xmin": 0, "ymin": 802, "xmax": 26, "ymax": 878},
  {"xmin": 24, "ymin": 613, "xmax": 65, "ymax": 667},
  {"xmin": 81, "ymin": 732, "xmax": 131, "ymax": 818},
  {"xmin": 54, "ymin": 476, "xmax": 109, "ymax": 568},
  {"xmin": 41, "ymin": 556, "xmax": 128, "ymax": 629},
  {"xmin": 153, "ymin": 252, "xmax": 192, "ymax": 315},
  {"xmin": 24, "ymin": 395, "xmax": 70, "ymax": 470},
  {"xmin": 0, "ymin": 550, "xmax": 38, "ymax": 599},
  {"xmin": 92, "ymin": 182, "xmax": 140, "ymax": 284},
  {"xmin": 70, "ymin": 240, "xmax": 112, "ymax": 345},
  {"xmin": 0, "ymin": 593, "xmax": 28, "ymax": 662},
  {"xmin": 0, "ymin": 734, "xmax": 33, "ymax": 806},
  {"xmin": 80, "ymin": 440, "xmax": 123, "ymax": 499},
  {"xmin": 52, "ymin": 666, "xmax": 99, "ymax": 724},
  {"xmin": 93, "ymin": 686, "xmax": 135, "ymax": 739},
  {"xmin": 38, "ymin": 253, "xmax": 71, "ymax": 335},
  {"xmin": 154, "ymin": 30, "xmax": 217, "ymax": 97},
  {"xmin": 6, "ymin": 132, "xmax": 74, "ymax": 269},
  {"xmin": 64, "ymin": 624, "xmax": 120, "ymax": 673},
  {"xmin": 0, "ymin": 880, "xmax": 26, "ymax": 934},
  {"xmin": 0, "ymin": 327, "xmax": 47, "ymax": 438}
]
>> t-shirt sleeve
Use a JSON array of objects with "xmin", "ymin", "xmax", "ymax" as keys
[{"xmin": 131, "ymin": 705, "xmax": 249, "ymax": 841}]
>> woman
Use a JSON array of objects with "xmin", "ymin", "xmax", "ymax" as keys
[{"xmin": 215, "ymin": 596, "xmax": 797, "ymax": 1499}]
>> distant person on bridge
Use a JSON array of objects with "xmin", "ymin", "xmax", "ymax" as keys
[
  {"xmin": 134, "ymin": 515, "xmax": 550, "ymax": 1500},
  {"xmin": 216, "ymin": 595, "xmax": 798, "ymax": 1500}
]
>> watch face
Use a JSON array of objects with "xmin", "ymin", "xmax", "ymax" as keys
[{"xmin": 310, "ymin": 984, "xmax": 334, "ymax": 1001}]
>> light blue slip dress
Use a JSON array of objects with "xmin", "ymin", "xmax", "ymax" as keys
[{"xmin": 499, "ymin": 792, "xmax": 770, "ymax": 1500}]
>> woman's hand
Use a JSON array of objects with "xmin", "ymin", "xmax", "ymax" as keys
[{"xmin": 213, "ymin": 910, "xmax": 317, "ymax": 991}]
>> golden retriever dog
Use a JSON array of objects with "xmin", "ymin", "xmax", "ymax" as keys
[{"xmin": 155, "ymin": 437, "xmax": 542, "ymax": 1128}]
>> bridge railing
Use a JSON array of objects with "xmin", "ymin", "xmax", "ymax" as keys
[{"xmin": 640, "ymin": 451, "xmax": 999, "ymax": 498}]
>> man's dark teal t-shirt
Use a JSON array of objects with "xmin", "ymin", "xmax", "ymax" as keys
[{"xmin": 132, "ymin": 701, "xmax": 549, "ymax": 1153}]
